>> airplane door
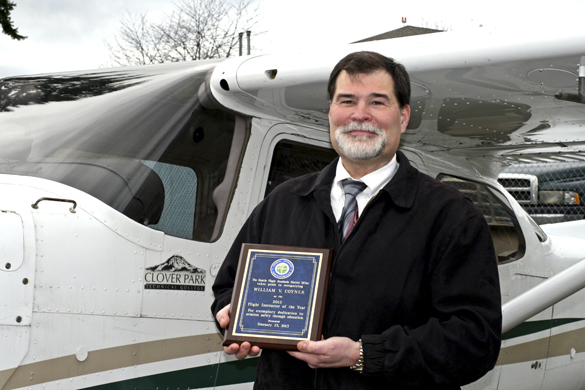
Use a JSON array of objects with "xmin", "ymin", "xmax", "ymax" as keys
[
  {"xmin": 438, "ymin": 176, "xmax": 554, "ymax": 390},
  {"xmin": 213, "ymin": 121, "xmax": 335, "ymax": 389},
  {"xmin": 0, "ymin": 207, "xmax": 35, "ymax": 389}
]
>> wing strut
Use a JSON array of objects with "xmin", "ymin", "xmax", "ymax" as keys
[{"xmin": 502, "ymin": 255, "xmax": 585, "ymax": 333}]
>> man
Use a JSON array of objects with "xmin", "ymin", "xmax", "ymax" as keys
[{"xmin": 211, "ymin": 51, "xmax": 502, "ymax": 389}]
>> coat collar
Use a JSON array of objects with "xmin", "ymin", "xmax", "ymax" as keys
[{"xmin": 290, "ymin": 150, "xmax": 419, "ymax": 209}]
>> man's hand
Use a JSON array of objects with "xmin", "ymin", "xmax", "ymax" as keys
[
  {"xmin": 216, "ymin": 304, "xmax": 261, "ymax": 360},
  {"xmin": 288, "ymin": 337, "xmax": 360, "ymax": 369},
  {"xmin": 224, "ymin": 341, "xmax": 261, "ymax": 360},
  {"xmin": 216, "ymin": 304, "xmax": 231, "ymax": 329}
]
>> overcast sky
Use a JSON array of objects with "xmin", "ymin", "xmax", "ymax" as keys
[{"xmin": 2, "ymin": 0, "xmax": 585, "ymax": 78}]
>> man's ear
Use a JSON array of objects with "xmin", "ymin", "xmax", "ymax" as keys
[{"xmin": 400, "ymin": 105, "xmax": 411, "ymax": 133}]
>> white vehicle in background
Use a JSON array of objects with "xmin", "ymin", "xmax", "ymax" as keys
[{"xmin": 1, "ymin": 25, "xmax": 585, "ymax": 390}]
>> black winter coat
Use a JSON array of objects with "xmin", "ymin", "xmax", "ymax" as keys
[{"xmin": 212, "ymin": 151, "xmax": 502, "ymax": 389}]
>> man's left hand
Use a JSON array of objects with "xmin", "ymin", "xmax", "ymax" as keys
[{"xmin": 288, "ymin": 337, "xmax": 360, "ymax": 369}]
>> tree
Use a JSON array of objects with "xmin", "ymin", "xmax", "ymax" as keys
[
  {"xmin": 419, "ymin": 18, "xmax": 451, "ymax": 32},
  {"xmin": 0, "ymin": 0, "xmax": 26, "ymax": 40},
  {"xmin": 106, "ymin": 0, "xmax": 259, "ymax": 66}
]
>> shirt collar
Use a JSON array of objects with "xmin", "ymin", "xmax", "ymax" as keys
[
  {"xmin": 290, "ymin": 151, "xmax": 418, "ymax": 211},
  {"xmin": 333, "ymin": 154, "xmax": 399, "ymax": 196}
]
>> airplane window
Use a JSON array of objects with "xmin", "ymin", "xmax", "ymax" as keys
[
  {"xmin": 0, "ymin": 61, "xmax": 244, "ymax": 242},
  {"xmin": 265, "ymin": 139, "xmax": 338, "ymax": 198},
  {"xmin": 141, "ymin": 161, "xmax": 196, "ymax": 239},
  {"xmin": 438, "ymin": 174, "xmax": 526, "ymax": 264}
]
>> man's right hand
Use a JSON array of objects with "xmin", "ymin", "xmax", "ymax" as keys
[{"xmin": 216, "ymin": 304, "xmax": 261, "ymax": 360}]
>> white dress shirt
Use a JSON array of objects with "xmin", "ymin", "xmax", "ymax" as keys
[{"xmin": 331, "ymin": 155, "xmax": 399, "ymax": 222}]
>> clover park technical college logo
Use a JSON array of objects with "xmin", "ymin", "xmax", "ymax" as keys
[
  {"xmin": 270, "ymin": 258, "xmax": 294, "ymax": 279},
  {"xmin": 144, "ymin": 255, "xmax": 205, "ymax": 291}
]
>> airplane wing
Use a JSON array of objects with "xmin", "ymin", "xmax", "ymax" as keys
[{"xmin": 202, "ymin": 26, "xmax": 585, "ymax": 176}]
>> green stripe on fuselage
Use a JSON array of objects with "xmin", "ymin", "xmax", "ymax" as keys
[
  {"xmin": 502, "ymin": 318, "xmax": 584, "ymax": 340},
  {"xmin": 82, "ymin": 359, "xmax": 258, "ymax": 390}
]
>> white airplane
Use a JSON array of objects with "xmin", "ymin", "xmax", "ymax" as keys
[{"xmin": 1, "ymin": 25, "xmax": 585, "ymax": 390}]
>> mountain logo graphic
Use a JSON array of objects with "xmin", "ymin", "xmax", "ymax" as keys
[{"xmin": 145, "ymin": 255, "xmax": 206, "ymax": 291}]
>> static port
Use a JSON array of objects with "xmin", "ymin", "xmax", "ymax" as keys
[
  {"xmin": 23, "ymin": 278, "xmax": 29, "ymax": 285},
  {"xmin": 16, "ymin": 316, "xmax": 22, "ymax": 323},
  {"xmin": 5, "ymin": 263, "xmax": 11, "ymax": 270}
]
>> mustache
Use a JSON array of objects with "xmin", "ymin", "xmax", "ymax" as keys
[{"xmin": 337, "ymin": 122, "xmax": 384, "ymax": 135}]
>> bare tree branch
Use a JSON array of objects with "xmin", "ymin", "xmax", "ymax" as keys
[
  {"xmin": 105, "ymin": 0, "xmax": 260, "ymax": 67},
  {"xmin": 419, "ymin": 18, "xmax": 451, "ymax": 31}
]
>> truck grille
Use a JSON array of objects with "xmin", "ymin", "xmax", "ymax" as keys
[
  {"xmin": 497, "ymin": 173, "xmax": 538, "ymax": 204},
  {"xmin": 441, "ymin": 176, "xmax": 514, "ymax": 225}
]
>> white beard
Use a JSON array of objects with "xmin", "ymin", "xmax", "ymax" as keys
[{"xmin": 335, "ymin": 122, "xmax": 387, "ymax": 160}]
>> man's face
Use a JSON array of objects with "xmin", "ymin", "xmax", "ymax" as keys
[{"xmin": 329, "ymin": 70, "xmax": 410, "ymax": 166}]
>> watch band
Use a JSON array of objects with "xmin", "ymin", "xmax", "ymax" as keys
[{"xmin": 349, "ymin": 339, "xmax": 364, "ymax": 373}]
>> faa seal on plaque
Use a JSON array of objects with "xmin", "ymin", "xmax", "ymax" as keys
[{"xmin": 223, "ymin": 244, "xmax": 333, "ymax": 350}]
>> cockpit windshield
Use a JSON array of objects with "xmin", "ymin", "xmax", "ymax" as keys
[{"xmin": 0, "ymin": 60, "xmax": 245, "ymax": 242}]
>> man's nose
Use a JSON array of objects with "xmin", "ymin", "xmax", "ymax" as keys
[{"xmin": 350, "ymin": 101, "xmax": 371, "ymax": 121}]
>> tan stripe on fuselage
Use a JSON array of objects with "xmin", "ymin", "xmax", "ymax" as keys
[
  {"xmin": 3, "ymin": 327, "xmax": 585, "ymax": 389},
  {"xmin": 0, "ymin": 333, "xmax": 223, "ymax": 390}
]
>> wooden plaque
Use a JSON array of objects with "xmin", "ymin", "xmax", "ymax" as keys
[{"xmin": 223, "ymin": 244, "xmax": 333, "ymax": 351}]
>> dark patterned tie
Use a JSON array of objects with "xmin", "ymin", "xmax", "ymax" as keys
[{"xmin": 338, "ymin": 179, "xmax": 367, "ymax": 242}]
